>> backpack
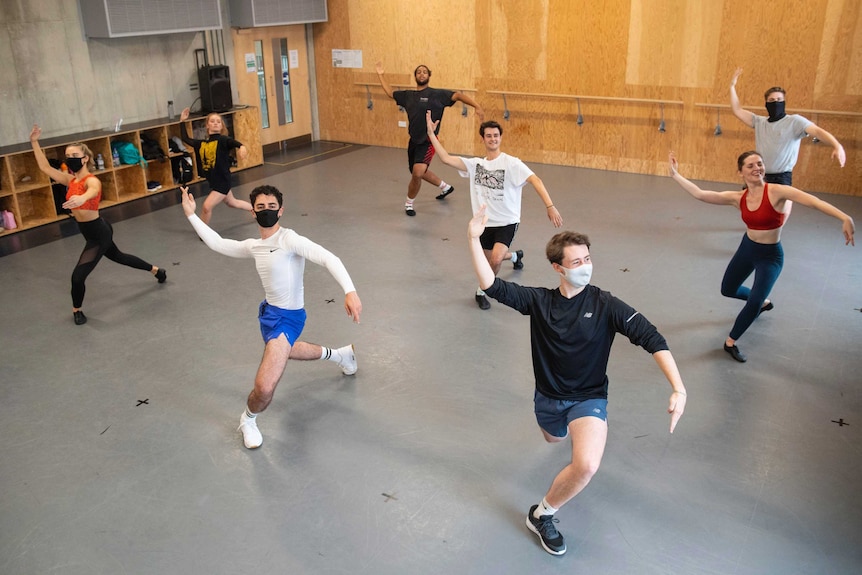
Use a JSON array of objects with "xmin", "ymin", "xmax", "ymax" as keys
[
  {"xmin": 140, "ymin": 134, "xmax": 166, "ymax": 161},
  {"xmin": 171, "ymin": 154, "xmax": 193, "ymax": 184},
  {"xmin": 111, "ymin": 141, "xmax": 148, "ymax": 167}
]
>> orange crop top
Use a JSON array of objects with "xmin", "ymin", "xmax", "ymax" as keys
[
  {"xmin": 740, "ymin": 184, "xmax": 785, "ymax": 230},
  {"xmin": 66, "ymin": 174, "xmax": 101, "ymax": 211}
]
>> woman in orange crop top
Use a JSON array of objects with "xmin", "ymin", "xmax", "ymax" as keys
[
  {"xmin": 29, "ymin": 124, "xmax": 167, "ymax": 326},
  {"xmin": 668, "ymin": 151, "xmax": 854, "ymax": 363}
]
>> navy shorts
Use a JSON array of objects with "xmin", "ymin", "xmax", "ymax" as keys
[
  {"xmin": 480, "ymin": 223, "xmax": 519, "ymax": 251},
  {"xmin": 407, "ymin": 140, "xmax": 435, "ymax": 172},
  {"xmin": 258, "ymin": 301, "xmax": 306, "ymax": 344},
  {"xmin": 534, "ymin": 390, "xmax": 608, "ymax": 438}
]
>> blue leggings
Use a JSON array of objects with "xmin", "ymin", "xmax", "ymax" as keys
[{"xmin": 720, "ymin": 234, "xmax": 784, "ymax": 341}]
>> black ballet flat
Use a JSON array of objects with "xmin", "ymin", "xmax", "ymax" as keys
[
  {"xmin": 760, "ymin": 302, "xmax": 774, "ymax": 312},
  {"xmin": 723, "ymin": 343, "xmax": 747, "ymax": 363}
]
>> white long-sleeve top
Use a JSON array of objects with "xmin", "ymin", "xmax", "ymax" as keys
[{"xmin": 188, "ymin": 214, "xmax": 356, "ymax": 310}]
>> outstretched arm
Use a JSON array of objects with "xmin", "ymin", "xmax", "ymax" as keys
[
  {"xmin": 652, "ymin": 350, "xmax": 687, "ymax": 433},
  {"xmin": 805, "ymin": 124, "xmax": 846, "ymax": 167},
  {"xmin": 730, "ymin": 67, "xmax": 755, "ymax": 128},
  {"xmin": 181, "ymin": 186, "xmax": 250, "ymax": 256},
  {"xmin": 425, "ymin": 111, "xmax": 467, "ymax": 171},
  {"xmin": 452, "ymin": 91, "xmax": 485, "ymax": 122},
  {"xmin": 526, "ymin": 174, "xmax": 562, "ymax": 227},
  {"xmin": 774, "ymin": 185, "xmax": 855, "ymax": 245},
  {"xmin": 179, "ymin": 108, "xmax": 195, "ymax": 146},
  {"xmin": 375, "ymin": 61, "xmax": 394, "ymax": 99},
  {"xmin": 29, "ymin": 125, "xmax": 72, "ymax": 185},
  {"xmin": 668, "ymin": 152, "xmax": 740, "ymax": 206},
  {"xmin": 468, "ymin": 206, "xmax": 495, "ymax": 290}
]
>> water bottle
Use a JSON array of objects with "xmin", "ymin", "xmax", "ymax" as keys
[
  {"xmin": 96, "ymin": 153, "xmax": 105, "ymax": 171},
  {"xmin": 168, "ymin": 100, "xmax": 175, "ymax": 120},
  {"xmin": 112, "ymin": 147, "xmax": 120, "ymax": 167}
]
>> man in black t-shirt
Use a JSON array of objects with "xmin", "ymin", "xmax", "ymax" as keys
[
  {"xmin": 376, "ymin": 61, "xmax": 484, "ymax": 216},
  {"xmin": 468, "ymin": 206, "xmax": 687, "ymax": 556}
]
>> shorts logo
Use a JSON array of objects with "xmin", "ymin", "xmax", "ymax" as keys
[
  {"xmin": 593, "ymin": 408, "xmax": 601, "ymax": 414},
  {"xmin": 584, "ymin": 312, "xmax": 593, "ymax": 318}
]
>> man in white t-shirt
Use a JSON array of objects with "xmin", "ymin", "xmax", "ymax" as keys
[{"xmin": 426, "ymin": 111, "xmax": 563, "ymax": 309}]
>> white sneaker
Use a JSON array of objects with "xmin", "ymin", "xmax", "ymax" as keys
[
  {"xmin": 238, "ymin": 412, "xmax": 263, "ymax": 449},
  {"xmin": 337, "ymin": 344, "xmax": 357, "ymax": 375}
]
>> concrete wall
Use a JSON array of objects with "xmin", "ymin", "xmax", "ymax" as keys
[{"xmin": 0, "ymin": 0, "xmax": 234, "ymax": 146}]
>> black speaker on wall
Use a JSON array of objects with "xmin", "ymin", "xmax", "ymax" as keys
[{"xmin": 198, "ymin": 65, "xmax": 233, "ymax": 113}]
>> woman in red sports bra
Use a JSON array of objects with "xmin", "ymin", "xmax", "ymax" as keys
[
  {"xmin": 668, "ymin": 151, "xmax": 854, "ymax": 363},
  {"xmin": 29, "ymin": 124, "xmax": 167, "ymax": 326}
]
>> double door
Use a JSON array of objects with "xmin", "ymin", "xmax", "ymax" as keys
[{"xmin": 232, "ymin": 25, "xmax": 311, "ymax": 146}]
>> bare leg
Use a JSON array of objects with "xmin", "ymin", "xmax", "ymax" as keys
[
  {"xmin": 485, "ymin": 244, "xmax": 511, "ymax": 276},
  {"xmin": 223, "ymin": 190, "xmax": 253, "ymax": 212},
  {"xmin": 246, "ymin": 335, "xmax": 291, "ymax": 414},
  {"xmin": 201, "ymin": 191, "xmax": 227, "ymax": 225},
  {"xmin": 543, "ymin": 417, "xmax": 608, "ymax": 509},
  {"xmin": 421, "ymin": 168, "xmax": 442, "ymax": 187},
  {"xmin": 408, "ymin": 164, "xmax": 429, "ymax": 200}
]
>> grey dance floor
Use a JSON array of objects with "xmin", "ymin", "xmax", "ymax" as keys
[{"xmin": 1, "ymin": 144, "xmax": 860, "ymax": 574}]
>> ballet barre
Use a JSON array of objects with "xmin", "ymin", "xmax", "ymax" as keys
[{"xmin": 486, "ymin": 90, "xmax": 683, "ymax": 132}]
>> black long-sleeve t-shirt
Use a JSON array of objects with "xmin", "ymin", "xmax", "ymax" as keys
[{"xmin": 485, "ymin": 279, "xmax": 669, "ymax": 401}]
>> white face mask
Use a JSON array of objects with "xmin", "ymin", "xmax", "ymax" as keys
[{"xmin": 559, "ymin": 263, "xmax": 592, "ymax": 288}]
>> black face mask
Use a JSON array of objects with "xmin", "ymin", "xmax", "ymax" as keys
[
  {"xmin": 66, "ymin": 157, "xmax": 85, "ymax": 173},
  {"xmin": 765, "ymin": 101, "xmax": 786, "ymax": 122},
  {"xmin": 254, "ymin": 209, "xmax": 280, "ymax": 228}
]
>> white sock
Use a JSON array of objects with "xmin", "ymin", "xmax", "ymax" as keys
[
  {"xmin": 510, "ymin": 251, "xmax": 518, "ymax": 263},
  {"xmin": 405, "ymin": 198, "xmax": 414, "ymax": 206},
  {"xmin": 476, "ymin": 287, "xmax": 486, "ymax": 296},
  {"xmin": 243, "ymin": 406, "xmax": 257, "ymax": 420},
  {"xmin": 534, "ymin": 497, "xmax": 558, "ymax": 518},
  {"xmin": 320, "ymin": 346, "xmax": 346, "ymax": 364},
  {"xmin": 438, "ymin": 181, "xmax": 450, "ymax": 190}
]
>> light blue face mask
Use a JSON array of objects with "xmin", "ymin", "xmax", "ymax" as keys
[{"xmin": 559, "ymin": 263, "xmax": 592, "ymax": 288}]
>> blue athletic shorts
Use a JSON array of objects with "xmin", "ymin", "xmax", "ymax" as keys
[
  {"xmin": 534, "ymin": 390, "xmax": 608, "ymax": 438},
  {"xmin": 258, "ymin": 301, "xmax": 306, "ymax": 344}
]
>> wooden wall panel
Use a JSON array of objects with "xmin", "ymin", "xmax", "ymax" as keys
[{"xmin": 313, "ymin": 0, "xmax": 862, "ymax": 196}]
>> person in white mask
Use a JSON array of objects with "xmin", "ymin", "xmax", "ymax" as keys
[{"xmin": 467, "ymin": 205, "xmax": 687, "ymax": 557}]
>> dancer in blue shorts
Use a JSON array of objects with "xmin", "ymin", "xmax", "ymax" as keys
[
  {"xmin": 182, "ymin": 184, "xmax": 362, "ymax": 449},
  {"xmin": 468, "ymin": 206, "xmax": 687, "ymax": 556}
]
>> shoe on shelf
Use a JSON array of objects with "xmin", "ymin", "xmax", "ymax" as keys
[
  {"xmin": 155, "ymin": 268, "xmax": 167, "ymax": 283},
  {"xmin": 73, "ymin": 310, "xmax": 87, "ymax": 325},
  {"xmin": 238, "ymin": 412, "xmax": 263, "ymax": 449},
  {"xmin": 526, "ymin": 505, "xmax": 566, "ymax": 556},
  {"xmin": 723, "ymin": 343, "xmax": 747, "ymax": 363},
  {"xmin": 435, "ymin": 185, "xmax": 455, "ymax": 200},
  {"xmin": 337, "ymin": 344, "xmax": 357, "ymax": 375},
  {"xmin": 513, "ymin": 249, "xmax": 524, "ymax": 270},
  {"xmin": 475, "ymin": 294, "xmax": 491, "ymax": 310},
  {"xmin": 405, "ymin": 204, "xmax": 416, "ymax": 217}
]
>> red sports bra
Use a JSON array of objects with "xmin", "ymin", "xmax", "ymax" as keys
[
  {"xmin": 740, "ymin": 184, "xmax": 785, "ymax": 230},
  {"xmin": 66, "ymin": 174, "xmax": 101, "ymax": 211}
]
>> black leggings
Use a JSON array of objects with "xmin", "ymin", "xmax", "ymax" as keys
[{"xmin": 72, "ymin": 218, "xmax": 152, "ymax": 308}]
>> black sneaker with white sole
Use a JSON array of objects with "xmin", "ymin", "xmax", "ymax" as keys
[
  {"xmin": 526, "ymin": 505, "xmax": 566, "ymax": 555},
  {"xmin": 435, "ymin": 185, "xmax": 455, "ymax": 200},
  {"xmin": 405, "ymin": 204, "xmax": 416, "ymax": 216}
]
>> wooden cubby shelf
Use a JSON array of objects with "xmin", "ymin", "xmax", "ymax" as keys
[{"xmin": 0, "ymin": 107, "xmax": 262, "ymax": 236}]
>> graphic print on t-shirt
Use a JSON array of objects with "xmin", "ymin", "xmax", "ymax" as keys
[
  {"xmin": 200, "ymin": 140, "xmax": 218, "ymax": 173},
  {"xmin": 474, "ymin": 165, "xmax": 506, "ymax": 201}
]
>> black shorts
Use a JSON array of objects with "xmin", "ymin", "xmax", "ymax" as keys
[
  {"xmin": 480, "ymin": 223, "xmax": 519, "ymax": 251},
  {"xmin": 407, "ymin": 140, "xmax": 436, "ymax": 172}
]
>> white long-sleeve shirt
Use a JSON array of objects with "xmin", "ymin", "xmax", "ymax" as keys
[{"xmin": 188, "ymin": 214, "xmax": 355, "ymax": 310}]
